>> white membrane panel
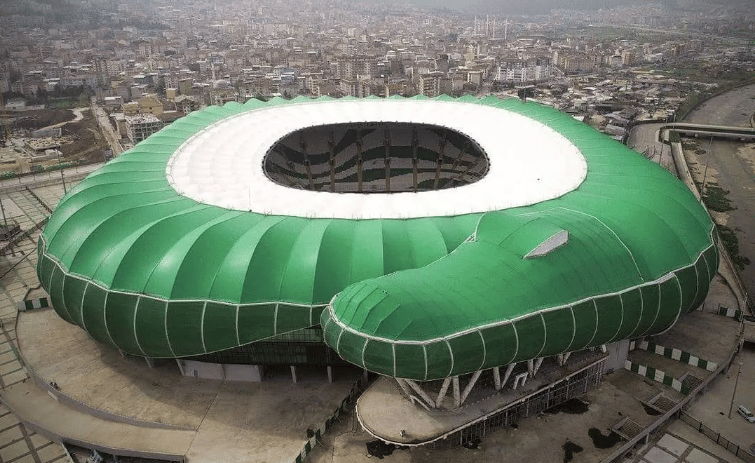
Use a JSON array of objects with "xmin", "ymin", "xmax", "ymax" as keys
[{"xmin": 166, "ymin": 99, "xmax": 587, "ymax": 219}]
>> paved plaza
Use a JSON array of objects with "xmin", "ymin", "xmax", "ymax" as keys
[{"xmin": 0, "ymin": 182, "xmax": 71, "ymax": 463}]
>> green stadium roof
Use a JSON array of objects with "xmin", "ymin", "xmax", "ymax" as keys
[{"xmin": 38, "ymin": 96, "xmax": 716, "ymax": 378}]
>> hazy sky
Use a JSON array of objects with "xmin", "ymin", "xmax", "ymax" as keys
[
  {"xmin": 365, "ymin": 0, "xmax": 652, "ymax": 15},
  {"xmin": 366, "ymin": 0, "xmax": 739, "ymax": 16}
]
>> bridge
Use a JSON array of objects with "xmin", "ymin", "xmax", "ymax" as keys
[{"xmin": 659, "ymin": 122, "xmax": 755, "ymax": 142}]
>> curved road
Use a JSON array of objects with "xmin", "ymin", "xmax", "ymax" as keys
[{"xmin": 685, "ymin": 84, "xmax": 755, "ymax": 309}]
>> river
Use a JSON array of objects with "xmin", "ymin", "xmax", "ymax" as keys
[{"xmin": 684, "ymin": 83, "xmax": 755, "ymax": 309}]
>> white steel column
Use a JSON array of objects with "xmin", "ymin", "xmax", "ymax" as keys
[
  {"xmin": 460, "ymin": 370, "xmax": 483, "ymax": 405},
  {"xmin": 452, "ymin": 376, "xmax": 461, "ymax": 408},
  {"xmin": 175, "ymin": 359, "xmax": 185, "ymax": 376},
  {"xmin": 436, "ymin": 378, "xmax": 452, "ymax": 408},
  {"xmin": 532, "ymin": 358, "xmax": 544, "ymax": 376},
  {"xmin": 557, "ymin": 352, "xmax": 571, "ymax": 366},
  {"xmin": 395, "ymin": 377, "xmax": 412, "ymax": 396},
  {"xmin": 502, "ymin": 363, "xmax": 516, "ymax": 388},
  {"xmin": 404, "ymin": 379, "xmax": 436, "ymax": 409},
  {"xmin": 493, "ymin": 366, "xmax": 501, "ymax": 390}
]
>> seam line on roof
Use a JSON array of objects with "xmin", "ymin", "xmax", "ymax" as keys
[
  {"xmin": 478, "ymin": 330, "xmax": 486, "ymax": 371},
  {"xmin": 701, "ymin": 246, "xmax": 710, "ymax": 288},
  {"xmin": 361, "ymin": 338, "xmax": 369, "ymax": 370},
  {"xmin": 558, "ymin": 207, "xmax": 644, "ymax": 280},
  {"xmin": 587, "ymin": 299, "xmax": 599, "ymax": 347},
  {"xmin": 200, "ymin": 301, "xmax": 207, "ymax": 353},
  {"xmin": 607, "ymin": 293, "xmax": 625, "ymax": 344},
  {"xmin": 534, "ymin": 313, "xmax": 547, "ymax": 359},
  {"xmin": 666, "ymin": 276, "xmax": 684, "ymax": 334},
  {"xmin": 273, "ymin": 303, "xmax": 279, "ymax": 336},
  {"xmin": 566, "ymin": 305, "xmax": 577, "ymax": 353},
  {"xmin": 692, "ymin": 259, "xmax": 700, "ymax": 309},
  {"xmin": 133, "ymin": 296, "xmax": 148, "ymax": 357},
  {"xmin": 164, "ymin": 300, "xmax": 176, "ymax": 357},
  {"xmin": 423, "ymin": 345, "xmax": 428, "ymax": 381},
  {"xmin": 80, "ymin": 281, "xmax": 89, "ymax": 333},
  {"xmin": 510, "ymin": 321, "xmax": 520, "ymax": 364},
  {"xmin": 445, "ymin": 340, "xmax": 454, "ymax": 377},
  {"xmin": 56, "ymin": 265, "xmax": 74, "ymax": 324},
  {"xmin": 45, "ymin": 243, "xmax": 56, "ymax": 296},
  {"xmin": 392, "ymin": 344, "xmax": 397, "ymax": 377},
  {"xmin": 640, "ymin": 281, "xmax": 663, "ymax": 338},
  {"xmin": 102, "ymin": 290, "xmax": 117, "ymax": 349},
  {"xmin": 629, "ymin": 285, "xmax": 645, "ymax": 339},
  {"xmin": 235, "ymin": 305, "xmax": 240, "ymax": 346},
  {"xmin": 336, "ymin": 327, "xmax": 344, "ymax": 354}
]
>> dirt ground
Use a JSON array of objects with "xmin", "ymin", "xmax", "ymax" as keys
[
  {"xmin": 59, "ymin": 116, "xmax": 109, "ymax": 163},
  {"xmin": 12, "ymin": 108, "xmax": 76, "ymax": 129}
]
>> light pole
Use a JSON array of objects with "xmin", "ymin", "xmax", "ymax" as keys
[
  {"xmin": 728, "ymin": 361, "xmax": 743, "ymax": 419},
  {"xmin": 0, "ymin": 195, "xmax": 14, "ymax": 256},
  {"xmin": 56, "ymin": 149, "xmax": 66, "ymax": 194}
]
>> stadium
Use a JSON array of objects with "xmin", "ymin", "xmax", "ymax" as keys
[{"xmin": 37, "ymin": 95, "xmax": 717, "ymax": 446}]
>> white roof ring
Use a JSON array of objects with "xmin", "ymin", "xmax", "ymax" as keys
[{"xmin": 166, "ymin": 99, "xmax": 588, "ymax": 219}]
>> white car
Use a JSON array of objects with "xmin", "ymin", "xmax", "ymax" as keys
[{"xmin": 738, "ymin": 405, "xmax": 755, "ymax": 423}]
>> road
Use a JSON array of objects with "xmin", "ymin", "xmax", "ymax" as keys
[
  {"xmin": 685, "ymin": 84, "xmax": 755, "ymax": 309},
  {"xmin": 39, "ymin": 107, "xmax": 87, "ymax": 130},
  {"xmin": 90, "ymin": 101, "xmax": 123, "ymax": 156},
  {"xmin": 626, "ymin": 122, "xmax": 676, "ymax": 173}
]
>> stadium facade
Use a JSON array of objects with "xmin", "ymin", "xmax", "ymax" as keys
[{"xmin": 38, "ymin": 96, "xmax": 717, "ymax": 431}]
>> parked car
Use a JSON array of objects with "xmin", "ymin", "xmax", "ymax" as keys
[{"xmin": 738, "ymin": 405, "xmax": 755, "ymax": 423}]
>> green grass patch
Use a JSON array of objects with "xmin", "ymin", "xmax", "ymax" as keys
[
  {"xmin": 718, "ymin": 225, "xmax": 751, "ymax": 271},
  {"xmin": 702, "ymin": 184, "xmax": 735, "ymax": 212},
  {"xmin": 46, "ymin": 99, "xmax": 81, "ymax": 109}
]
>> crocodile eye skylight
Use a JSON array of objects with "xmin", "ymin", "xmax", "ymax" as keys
[{"xmin": 263, "ymin": 122, "xmax": 490, "ymax": 194}]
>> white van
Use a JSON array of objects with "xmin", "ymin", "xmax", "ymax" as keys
[{"xmin": 737, "ymin": 405, "xmax": 755, "ymax": 423}]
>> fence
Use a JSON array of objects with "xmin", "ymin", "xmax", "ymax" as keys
[
  {"xmin": 24, "ymin": 186, "xmax": 53, "ymax": 213},
  {"xmin": 717, "ymin": 306, "xmax": 744, "ymax": 321},
  {"xmin": 426, "ymin": 359, "xmax": 606, "ymax": 449},
  {"xmin": 0, "ymin": 217, "xmax": 47, "ymax": 259},
  {"xmin": 623, "ymin": 360, "xmax": 690, "ymax": 395},
  {"xmin": 294, "ymin": 376, "xmax": 364, "ymax": 463},
  {"xmin": 680, "ymin": 411, "xmax": 755, "ymax": 463},
  {"xmin": 17, "ymin": 297, "xmax": 49, "ymax": 311},
  {"xmin": 630, "ymin": 340, "xmax": 717, "ymax": 372}
]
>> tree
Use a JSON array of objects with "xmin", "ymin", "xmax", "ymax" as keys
[{"xmin": 36, "ymin": 86, "xmax": 48, "ymax": 102}]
